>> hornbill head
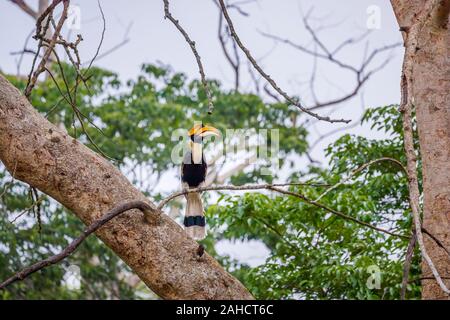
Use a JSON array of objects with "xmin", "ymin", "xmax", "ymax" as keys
[
  {"xmin": 187, "ymin": 124, "xmax": 220, "ymax": 164},
  {"xmin": 188, "ymin": 123, "xmax": 220, "ymax": 141}
]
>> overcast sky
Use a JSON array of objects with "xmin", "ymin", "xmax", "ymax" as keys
[{"xmin": 0, "ymin": 0, "xmax": 405, "ymax": 265}]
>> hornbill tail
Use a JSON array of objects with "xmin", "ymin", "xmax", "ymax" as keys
[{"xmin": 184, "ymin": 192, "xmax": 206, "ymax": 240}]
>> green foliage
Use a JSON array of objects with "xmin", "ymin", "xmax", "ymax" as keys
[
  {"xmin": 0, "ymin": 63, "xmax": 307, "ymax": 299},
  {"xmin": 206, "ymin": 104, "xmax": 421, "ymax": 299},
  {"xmin": 1, "ymin": 63, "xmax": 419, "ymax": 300}
]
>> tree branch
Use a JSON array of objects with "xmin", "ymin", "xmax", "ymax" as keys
[
  {"xmin": 157, "ymin": 183, "xmax": 407, "ymax": 239},
  {"xmin": 216, "ymin": 0, "xmax": 350, "ymax": 124},
  {"xmin": 0, "ymin": 73, "xmax": 253, "ymax": 299},
  {"xmin": 25, "ymin": 0, "xmax": 68, "ymax": 97},
  {"xmin": 9, "ymin": 0, "xmax": 38, "ymax": 19},
  {"xmin": 260, "ymin": 30, "xmax": 400, "ymax": 111},
  {"xmin": 397, "ymin": 0, "xmax": 450, "ymax": 296},
  {"xmin": 163, "ymin": 0, "xmax": 214, "ymax": 114},
  {"xmin": 315, "ymin": 157, "xmax": 407, "ymax": 202},
  {"xmin": 401, "ymin": 232, "xmax": 417, "ymax": 299},
  {"xmin": 0, "ymin": 201, "xmax": 156, "ymax": 290},
  {"xmin": 1, "ymin": 176, "xmax": 408, "ymax": 290}
]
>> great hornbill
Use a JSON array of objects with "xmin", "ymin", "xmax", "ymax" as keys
[{"xmin": 181, "ymin": 124, "xmax": 220, "ymax": 240}]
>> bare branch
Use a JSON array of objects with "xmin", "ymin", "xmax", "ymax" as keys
[
  {"xmin": 25, "ymin": 0, "xmax": 68, "ymax": 97},
  {"xmin": 163, "ymin": 0, "xmax": 214, "ymax": 114},
  {"xmin": 307, "ymin": 92, "xmax": 366, "ymax": 153},
  {"xmin": 315, "ymin": 157, "xmax": 407, "ymax": 202},
  {"xmin": 217, "ymin": 8, "xmax": 240, "ymax": 90},
  {"xmin": 157, "ymin": 183, "xmax": 407, "ymax": 239},
  {"xmin": 9, "ymin": 0, "xmax": 38, "ymax": 19},
  {"xmin": 9, "ymin": 195, "xmax": 46, "ymax": 223},
  {"xmin": 401, "ymin": 232, "xmax": 417, "ymax": 299},
  {"xmin": 422, "ymin": 227, "xmax": 450, "ymax": 260},
  {"xmin": 83, "ymin": 22, "xmax": 132, "ymax": 64},
  {"xmin": 84, "ymin": 0, "xmax": 106, "ymax": 72},
  {"xmin": 217, "ymin": 0, "xmax": 350, "ymax": 124},
  {"xmin": 1, "ymin": 176, "xmax": 406, "ymax": 290},
  {"xmin": 331, "ymin": 30, "xmax": 371, "ymax": 56},
  {"xmin": 260, "ymin": 30, "xmax": 400, "ymax": 111},
  {"xmin": 0, "ymin": 201, "xmax": 156, "ymax": 290}
]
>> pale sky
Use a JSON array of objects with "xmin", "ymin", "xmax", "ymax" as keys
[{"xmin": 0, "ymin": 0, "xmax": 404, "ymax": 266}]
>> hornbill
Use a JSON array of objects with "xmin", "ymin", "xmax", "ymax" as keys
[{"xmin": 181, "ymin": 124, "xmax": 220, "ymax": 240}]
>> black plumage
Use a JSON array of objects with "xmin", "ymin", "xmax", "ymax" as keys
[
  {"xmin": 181, "ymin": 150, "xmax": 207, "ymax": 187},
  {"xmin": 181, "ymin": 124, "xmax": 219, "ymax": 240}
]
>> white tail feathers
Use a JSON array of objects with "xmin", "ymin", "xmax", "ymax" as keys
[{"xmin": 185, "ymin": 192, "xmax": 206, "ymax": 240}]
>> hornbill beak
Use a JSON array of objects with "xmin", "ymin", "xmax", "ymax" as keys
[{"xmin": 188, "ymin": 124, "xmax": 221, "ymax": 138}]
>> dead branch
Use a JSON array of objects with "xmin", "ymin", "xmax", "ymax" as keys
[
  {"xmin": 25, "ymin": 0, "xmax": 68, "ymax": 97},
  {"xmin": 217, "ymin": 0, "xmax": 350, "ymax": 124},
  {"xmin": 308, "ymin": 94, "xmax": 366, "ymax": 154},
  {"xmin": 401, "ymin": 232, "xmax": 417, "ymax": 299},
  {"xmin": 217, "ymin": 8, "xmax": 240, "ymax": 90},
  {"xmin": 0, "ymin": 201, "xmax": 156, "ymax": 290},
  {"xmin": 260, "ymin": 28, "xmax": 400, "ymax": 111},
  {"xmin": 212, "ymin": 0, "xmax": 256, "ymax": 91},
  {"xmin": 83, "ymin": 22, "xmax": 132, "ymax": 64},
  {"xmin": 157, "ymin": 182, "xmax": 407, "ymax": 239},
  {"xmin": 9, "ymin": 0, "xmax": 38, "ymax": 19},
  {"xmin": 1, "ymin": 176, "xmax": 407, "ymax": 291},
  {"xmin": 163, "ymin": 0, "xmax": 214, "ymax": 114},
  {"xmin": 422, "ymin": 227, "xmax": 450, "ymax": 260}
]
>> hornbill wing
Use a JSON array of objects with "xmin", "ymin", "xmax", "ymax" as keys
[{"xmin": 181, "ymin": 151, "xmax": 207, "ymax": 240}]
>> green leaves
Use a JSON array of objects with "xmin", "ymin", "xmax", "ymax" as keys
[
  {"xmin": 205, "ymin": 105, "xmax": 421, "ymax": 299},
  {"xmin": 0, "ymin": 64, "xmax": 421, "ymax": 299}
]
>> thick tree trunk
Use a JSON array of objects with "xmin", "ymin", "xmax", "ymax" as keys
[
  {"xmin": 391, "ymin": 0, "xmax": 450, "ymax": 299},
  {"xmin": 0, "ymin": 74, "xmax": 253, "ymax": 300}
]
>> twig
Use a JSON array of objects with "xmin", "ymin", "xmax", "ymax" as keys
[
  {"xmin": 217, "ymin": 7, "xmax": 240, "ymax": 91},
  {"xmin": 0, "ymin": 161, "xmax": 18, "ymax": 200},
  {"xmin": 308, "ymin": 93, "xmax": 366, "ymax": 152},
  {"xmin": 157, "ymin": 183, "xmax": 407, "ymax": 239},
  {"xmin": 267, "ymin": 186, "xmax": 406, "ymax": 239},
  {"xmin": 84, "ymin": 0, "xmax": 106, "ymax": 72},
  {"xmin": 9, "ymin": 0, "xmax": 38, "ymax": 19},
  {"xmin": 315, "ymin": 157, "xmax": 407, "ymax": 202},
  {"xmin": 9, "ymin": 196, "xmax": 46, "ymax": 223},
  {"xmin": 24, "ymin": 6, "xmax": 52, "ymax": 98},
  {"xmin": 401, "ymin": 232, "xmax": 417, "ymax": 300},
  {"xmin": 25, "ymin": 0, "xmax": 69, "ymax": 97},
  {"xmin": 422, "ymin": 227, "xmax": 450, "ymax": 260},
  {"xmin": 217, "ymin": 0, "xmax": 349, "ymax": 124},
  {"xmin": 13, "ymin": 29, "xmax": 36, "ymax": 76},
  {"xmin": 0, "ymin": 178, "xmax": 407, "ymax": 290},
  {"xmin": 82, "ymin": 21, "xmax": 132, "ymax": 65},
  {"xmin": 260, "ymin": 14, "xmax": 400, "ymax": 112},
  {"xmin": 163, "ymin": 0, "xmax": 214, "ymax": 114},
  {"xmin": 0, "ymin": 201, "xmax": 156, "ymax": 290}
]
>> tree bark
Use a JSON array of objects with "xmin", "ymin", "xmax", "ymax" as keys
[
  {"xmin": 391, "ymin": 0, "xmax": 450, "ymax": 299},
  {"xmin": 0, "ymin": 74, "xmax": 253, "ymax": 300}
]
